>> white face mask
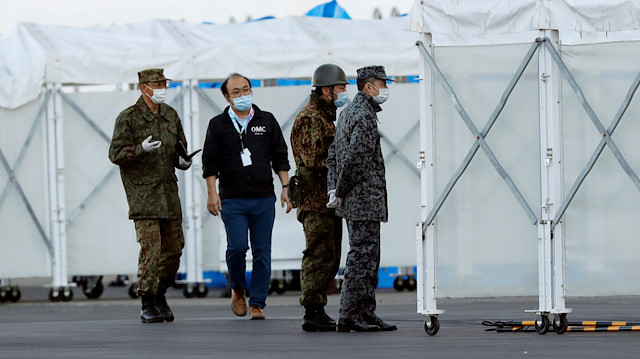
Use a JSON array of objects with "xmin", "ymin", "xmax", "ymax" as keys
[
  {"xmin": 370, "ymin": 84, "xmax": 389, "ymax": 104},
  {"xmin": 145, "ymin": 85, "xmax": 167, "ymax": 104}
]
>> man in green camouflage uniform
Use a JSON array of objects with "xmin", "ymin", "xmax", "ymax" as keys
[
  {"xmin": 109, "ymin": 68, "xmax": 192, "ymax": 323},
  {"xmin": 290, "ymin": 64, "xmax": 349, "ymax": 332}
]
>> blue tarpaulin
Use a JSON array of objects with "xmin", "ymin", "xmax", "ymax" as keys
[{"xmin": 305, "ymin": 0, "xmax": 351, "ymax": 19}]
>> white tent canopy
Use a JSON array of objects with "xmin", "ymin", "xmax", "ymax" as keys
[
  {"xmin": 406, "ymin": 0, "xmax": 640, "ymax": 35},
  {"xmin": 0, "ymin": 16, "xmax": 418, "ymax": 109}
]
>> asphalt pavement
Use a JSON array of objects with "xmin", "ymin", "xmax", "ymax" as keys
[{"xmin": 2, "ymin": 284, "xmax": 640, "ymax": 358}]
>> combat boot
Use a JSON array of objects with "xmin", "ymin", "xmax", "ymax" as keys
[
  {"xmin": 302, "ymin": 305, "xmax": 336, "ymax": 332},
  {"xmin": 156, "ymin": 289, "xmax": 174, "ymax": 322},
  {"xmin": 140, "ymin": 294, "xmax": 164, "ymax": 323}
]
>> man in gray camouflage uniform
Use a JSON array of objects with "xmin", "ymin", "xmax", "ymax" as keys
[
  {"xmin": 327, "ymin": 65, "xmax": 397, "ymax": 332},
  {"xmin": 109, "ymin": 68, "xmax": 191, "ymax": 323}
]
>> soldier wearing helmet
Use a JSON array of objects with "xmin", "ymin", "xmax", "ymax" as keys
[{"xmin": 290, "ymin": 63, "xmax": 349, "ymax": 332}]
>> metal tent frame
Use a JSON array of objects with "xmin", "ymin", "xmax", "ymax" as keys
[{"xmin": 415, "ymin": 31, "xmax": 640, "ymax": 335}]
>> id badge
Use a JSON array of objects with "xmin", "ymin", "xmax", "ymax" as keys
[{"xmin": 240, "ymin": 148, "xmax": 252, "ymax": 167}]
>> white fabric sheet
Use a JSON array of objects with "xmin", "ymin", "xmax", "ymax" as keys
[
  {"xmin": 0, "ymin": 17, "xmax": 419, "ymax": 110},
  {"xmin": 407, "ymin": 0, "xmax": 640, "ymax": 35}
]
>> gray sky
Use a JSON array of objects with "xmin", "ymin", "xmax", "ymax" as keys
[{"xmin": 0, "ymin": 0, "xmax": 413, "ymax": 34}]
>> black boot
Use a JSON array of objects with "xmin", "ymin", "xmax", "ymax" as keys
[
  {"xmin": 364, "ymin": 315, "xmax": 397, "ymax": 331},
  {"xmin": 140, "ymin": 294, "xmax": 164, "ymax": 323},
  {"xmin": 156, "ymin": 289, "xmax": 174, "ymax": 322},
  {"xmin": 336, "ymin": 317, "xmax": 380, "ymax": 332},
  {"xmin": 302, "ymin": 305, "xmax": 336, "ymax": 332}
]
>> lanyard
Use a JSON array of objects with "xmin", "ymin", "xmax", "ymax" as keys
[
  {"xmin": 232, "ymin": 118, "xmax": 247, "ymax": 149},
  {"xmin": 229, "ymin": 107, "xmax": 252, "ymax": 150}
]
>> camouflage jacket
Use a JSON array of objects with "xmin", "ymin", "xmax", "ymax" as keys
[
  {"xmin": 108, "ymin": 96, "xmax": 187, "ymax": 220},
  {"xmin": 290, "ymin": 92, "xmax": 337, "ymax": 214},
  {"xmin": 327, "ymin": 91, "xmax": 388, "ymax": 222}
]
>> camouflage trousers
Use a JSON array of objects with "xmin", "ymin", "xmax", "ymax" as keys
[
  {"xmin": 297, "ymin": 210, "xmax": 342, "ymax": 307},
  {"xmin": 134, "ymin": 219, "xmax": 185, "ymax": 297},
  {"xmin": 338, "ymin": 220, "xmax": 380, "ymax": 321}
]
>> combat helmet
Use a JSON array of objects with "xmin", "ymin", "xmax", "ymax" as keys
[{"xmin": 312, "ymin": 64, "xmax": 348, "ymax": 87}]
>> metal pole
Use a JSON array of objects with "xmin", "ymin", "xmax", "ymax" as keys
[
  {"xmin": 46, "ymin": 83, "xmax": 69, "ymax": 289},
  {"xmin": 416, "ymin": 33, "xmax": 443, "ymax": 319},
  {"xmin": 189, "ymin": 80, "xmax": 204, "ymax": 285},
  {"xmin": 182, "ymin": 80, "xmax": 197, "ymax": 286},
  {"xmin": 530, "ymin": 32, "xmax": 571, "ymax": 319}
]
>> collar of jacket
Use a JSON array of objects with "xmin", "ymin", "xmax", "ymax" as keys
[
  {"xmin": 354, "ymin": 91, "xmax": 383, "ymax": 113},
  {"xmin": 309, "ymin": 91, "xmax": 337, "ymax": 122},
  {"xmin": 135, "ymin": 96, "xmax": 171, "ymax": 122}
]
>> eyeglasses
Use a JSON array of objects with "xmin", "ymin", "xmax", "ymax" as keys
[
  {"xmin": 229, "ymin": 86, "xmax": 252, "ymax": 98},
  {"xmin": 145, "ymin": 81, "xmax": 168, "ymax": 89}
]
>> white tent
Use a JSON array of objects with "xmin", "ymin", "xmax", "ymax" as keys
[
  {"xmin": 0, "ymin": 16, "xmax": 417, "ymax": 110},
  {"xmin": 0, "ymin": 16, "xmax": 423, "ymax": 300},
  {"xmin": 406, "ymin": 0, "xmax": 640, "ymax": 334}
]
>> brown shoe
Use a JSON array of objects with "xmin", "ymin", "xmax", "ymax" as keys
[
  {"xmin": 250, "ymin": 305, "xmax": 265, "ymax": 320},
  {"xmin": 231, "ymin": 289, "xmax": 247, "ymax": 316}
]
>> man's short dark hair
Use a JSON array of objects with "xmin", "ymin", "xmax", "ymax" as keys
[
  {"xmin": 357, "ymin": 77, "xmax": 377, "ymax": 91},
  {"xmin": 221, "ymin": 73, "xmax": 252, "ymax": 96}
]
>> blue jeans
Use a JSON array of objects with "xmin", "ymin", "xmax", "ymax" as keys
[{"xmin": 221, "ymin": 196, "xmax": 276, "ymax": 308}]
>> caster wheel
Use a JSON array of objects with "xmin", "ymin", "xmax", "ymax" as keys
[
  {"xmin": 535, "ymin": 315, "xmax": 549, "ymax": 335},
  {"xmin": 424, "ymin": 316, "xmax": 440, "ymax": 336},
  {"xmin": 183, "ymin": 285, "xmax": 196, "ymax": 298},
  {"xmin": 9, "ymin": 287, "xmax": 21, "ymax": 302},
  {"xmin": 0, "ymin": 288, "xmax": 7, "ymax": 303},
  {"xmin": 83, "ymin": 280, "xmax": 104, "ymax": 299},
  {"xmin": 553, "ymin": 313, "xmax": 568, "ymax": 334},
  {"xmin": 61, "ymin": 287, "xmax": 73, "ymax": 302},
  {"xmin": 274, "ymin": 279, "xmax": 287, "ymax": 294},
  {"xmin": 128, "ymin": 284, "xmax": 139, "ymax": 299},
  {"xmin": 195, "ymin": 283, "xmax": 209, "ymax": 298},
  {"xmin": 335, "ymin": 279, "xmax": 343, "ymax": 292},
  {"xmin": 48, "ymin": 288, "xmax": 61, "ymax": 302},
  {"xmin": 405, "ymin": 276, "xmax": 417, "ymax": 291},
  {"xmin": 393, "ymin": 276, "xmax": 405, "ymax": 291}
]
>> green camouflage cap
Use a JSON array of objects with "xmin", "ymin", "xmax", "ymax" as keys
[
  {"xmin": 138, "ymin": 68, "xmax": 172, "ymax": 84},
  {"xmin": 356, "ymin": 65, "xmax": 395, "ymax": 82}
]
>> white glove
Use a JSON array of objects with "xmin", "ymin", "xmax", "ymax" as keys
[
  {"xmin": 141, "ymin": 135, "xmax": 162, "ymax": 152},
  {"xmin": 178, "ymin": 156, "xmax": 192, "ymax": 170},
  {"xmin": 326, "ymin": 189, "xmax": 342, "ymax": 208}
]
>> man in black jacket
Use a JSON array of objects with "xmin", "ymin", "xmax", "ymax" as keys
[{"xmin": 202, "ymin": 73, "xmax": 292, "ymax": 320}]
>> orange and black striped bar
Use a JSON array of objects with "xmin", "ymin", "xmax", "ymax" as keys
[
  {"xmin": 567, "ymin": 321, "xmax": 640, "ymax": 327},
  {"xmin": 483, "ymin": 320, "xmax": 640, "ymax": 328},
  {"xmin": 567, "ymin": 326, "xmax": 640, "ymax": 332}
]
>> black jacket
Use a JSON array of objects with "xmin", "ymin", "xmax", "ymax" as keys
[{"xmin": 202, "ymin": 104, "xmax": 290, "ymax": 199}]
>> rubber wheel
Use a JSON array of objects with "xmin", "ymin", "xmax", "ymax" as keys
[
  {"xmin": 83, "ymin": 280, "xmax": 104, "ymax": 299},
  {"xmin": 48, "ymin": 288, "xmax": 61, "ymax": 302},
  {"xmin": 393, "ymin": 277, "xmax": 405, "ymax": 292},
  {"xmin": 405, "ymin": 276, "xmax": 417, "ymax": 291},
  {"xmin": 128, "ymin": 284, "xmax": 139, "ymax": 299},
  {"xmin": 424, "ymin": 316, "xmax": 440, "ymax": 336},
  {"xmin": 0, "ymin": 288, "xmax": 7, "ymax": 302},
  {"xmin": 183, "ymin": 285, "xmax": 196, "ymax": 298},
  {"xmin": 335, "ymin": 279, "xmax": 343, "ymax": 292},
  {"xmin": 274, "ymin": 279, "xmax": 287, "ymax": 294},
  {"xmin": 553, "ymin": 313, "xmax": 568, "ymax": 334},
  {"xmin": 535, "ymin": 315, "xmax": 549, "ymax": 334},
  {"xmin": 61, "ymin": 288, "xmax": 73, "ymax": 302},
  {"xmin": 9, "ymin": 287, "xmax": 21, "ymax": 302},
  {"xmin": 195, "ymin": 283, "xmax": 209, "ymax": 298}
]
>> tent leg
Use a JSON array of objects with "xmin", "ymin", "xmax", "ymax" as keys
[{"xmin": 45, "ymin": 83, "xmax": 73, "ymax": 301}]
